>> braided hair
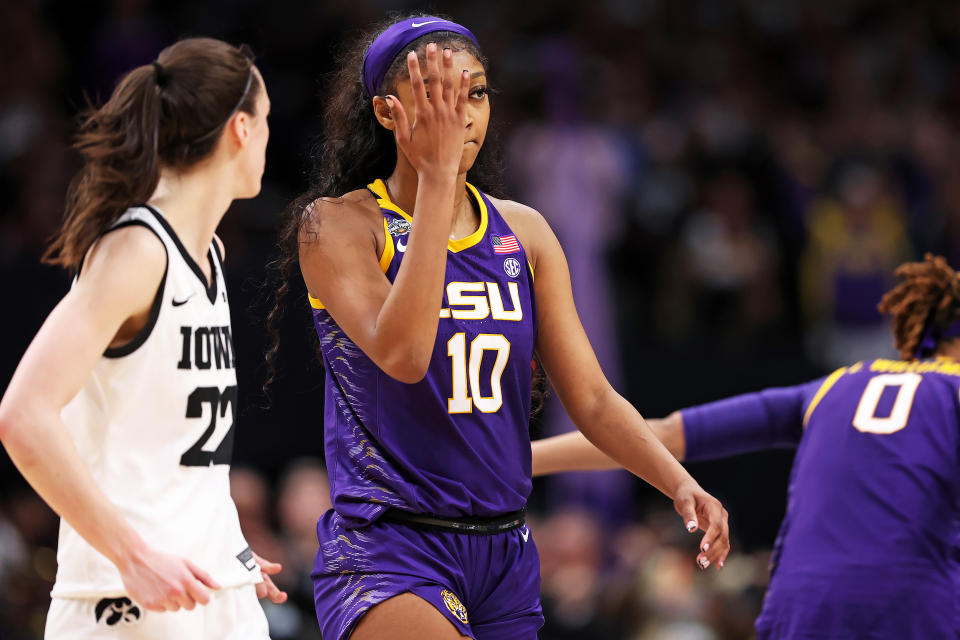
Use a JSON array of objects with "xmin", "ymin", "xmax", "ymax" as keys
[{"xmin": 877, "ymin": 254, "xmax": 960, "ymax": 360}]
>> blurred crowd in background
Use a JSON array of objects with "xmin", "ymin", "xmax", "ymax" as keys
[{"xmin": 2, "ymin": 0, "xmax": 960, "ymax": 638}]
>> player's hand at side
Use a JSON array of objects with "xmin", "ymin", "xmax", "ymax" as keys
[
  {"xmin": 252, "ymin": 551, "xmax": 288, "ymax": 604},
  {"xmin": 673, "ymin": 480, "xmax": 730, "ymax": 570},
  {"xmin": 117, "ymin": 545, "xmax": 220, "ymax": 612},
  {"xmin": 386, "ymin": 42, "xmax": 470, "ymax": 177}
]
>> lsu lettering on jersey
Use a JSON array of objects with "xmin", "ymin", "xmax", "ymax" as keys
[
  {"xmin": 310, "ymin": 180, "xmax": 537, "ymax": 527},
  {"xmin": 680, "ymin": 357, "xmax": 960, "ymax": 638},
  {"xmin": 53, "ymin": 205, "xmax": 259, "ymax": 598}
]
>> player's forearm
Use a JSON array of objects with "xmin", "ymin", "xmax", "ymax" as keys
[
  {"xmin": 375, "ymin": 174, "xmax": 458, "ymax": 380},
  {"xmin": 681, "ymin": 386, "xmax": 805, "ymax": 461},
  {"xmin": 576, "ymin": 390, "xmax": 697, "ymax": 500},
  {"xmin": 531, "ymin": 431, "xmax": 621, "ymax": 476},
  {"xmin": 0, "ymin": 403, "xmax": 147, "ymax": 570},
  {"xmin": 531, "ymin": 411, "xmax": 687, "ymax": 477}
]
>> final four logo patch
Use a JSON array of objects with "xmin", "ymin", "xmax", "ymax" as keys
[
  {"xmin": 441, "ymin": 588, "xmax": 469, "ymax": 624},
  {"xmin": 386, "ymin": 219, "xmax": 411, "ymax": 236}
]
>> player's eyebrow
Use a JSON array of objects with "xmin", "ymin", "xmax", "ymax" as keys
[{"xmin": 471, "ymin": 71, "xmax": 486, "ymax": 79}]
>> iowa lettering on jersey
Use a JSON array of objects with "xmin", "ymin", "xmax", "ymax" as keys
[
  {"xmin": 439, "ymin": 282, "xmax": 523, "ymax": 321},
  {"xmin": 177, "ymin": 326, "xmax": 235, "ymax": 370}
]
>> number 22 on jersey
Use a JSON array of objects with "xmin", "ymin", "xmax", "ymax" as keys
[{"xmin": 852, "ymin": 372, "xmax": 922, "ymax": 435}]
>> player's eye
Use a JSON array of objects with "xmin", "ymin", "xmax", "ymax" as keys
[{"xmin": 470, "ymin": 86, "xmax": 488, "ymax": 100}]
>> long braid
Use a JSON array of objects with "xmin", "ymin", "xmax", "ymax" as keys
[{"xmin": 877, "ymin": 254, "xmax": 960, "ymax": 359}]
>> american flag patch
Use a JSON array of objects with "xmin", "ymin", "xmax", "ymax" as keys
[{"xmin": 491, "ymin": 234, "xmax": 520, "ymax": 254}]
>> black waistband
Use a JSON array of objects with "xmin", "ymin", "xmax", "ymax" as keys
[{"xmin": 381, "ymin": 508, "xmax": 525, "ymax": 535}]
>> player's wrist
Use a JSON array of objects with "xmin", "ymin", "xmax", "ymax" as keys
[
  {"xmin": 669, "ymin": 476, "xmax": 702, "ymax": 502},
  {"xmin": 104, "ymin": 527, "xmax": 149, "ymax": 573},
  {"xmin": 415, "ymin": 169, "xmax": 458, "ymax": 192}
]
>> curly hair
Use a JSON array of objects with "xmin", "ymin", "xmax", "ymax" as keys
[
  {"xmin": 877, "ymin": 254, "xmax": 960, "ymax": 359},
  {"xmin": 263, "ymin": 12, "xmax": 505, "ymax": 398}
]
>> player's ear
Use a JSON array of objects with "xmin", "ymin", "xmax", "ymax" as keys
[{"xmin": 372, "ymin": 96, "xmax": 395, "ymax": 131}]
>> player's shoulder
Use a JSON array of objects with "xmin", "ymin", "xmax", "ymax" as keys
[
  {"xmin": 486, "ymin": 196, "xmax": 552, "ymax": 256},
  {"xmin": 74, "ymin": 225, "xmax": 167, "ymax": 313},
  {"xmin": 300, "ymin": 188, "xmax": 383, "ymax": 242},
  {"xmin": 486, "ymin": 196, "xmax": 547, "ymax": 230},
  {"xmin": 85, "ymin": 224, "xmax": 167, "ymax": 278}
]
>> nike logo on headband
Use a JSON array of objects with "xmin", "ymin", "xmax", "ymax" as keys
[{"xmin": 411, "ymin": 20, "xmax": 443, "ymax": 27}]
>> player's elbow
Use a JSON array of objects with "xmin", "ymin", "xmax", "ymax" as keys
[
  {"xmin": 0, "ymin": 401, "xmax": 31, "ymax": 459},
  {"xmin": 379, "ymin": 350, "xmax": 431, "ymax": 384},
  {"xmin": 0, "ymin": 399, "xmax": 21, "ymax": 444}
]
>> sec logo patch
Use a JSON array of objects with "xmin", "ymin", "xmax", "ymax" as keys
[
  {"xmin": 440, "ymin": 588, "xmax": 469, "ymax": 624},
  {"xmin": 503, "ymin": 257, "xmax": 521, "ymax": 278}
]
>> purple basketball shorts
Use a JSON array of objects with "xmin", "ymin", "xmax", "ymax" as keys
[{"xmin": 312, "ymin": 509, "xmax": 543, "ymax": 640}]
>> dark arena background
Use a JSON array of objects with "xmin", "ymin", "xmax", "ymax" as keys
[{"xmin": 2, "ymin": 1, "xmax": 959, "ymax": 638}]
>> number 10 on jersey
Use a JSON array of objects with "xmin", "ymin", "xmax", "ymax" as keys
[{"xmin": 447, "ymin": 333, "xmax": 510, "ymax": 414}]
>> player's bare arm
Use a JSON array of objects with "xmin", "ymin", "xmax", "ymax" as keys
[
  {"xmin": 0, "ymin": 227, "xmax": 220, "ymax": 611},
  {"xmin": 500, "ymin": 200, "xmax": 729, "ymax": 568},
  {"xmin": 300, "ymin": 45, "xmax": 470, "ymax": 383},
  {"xmin": 531, "ymin": 411, "xmax": 687, "ymax": 476}
]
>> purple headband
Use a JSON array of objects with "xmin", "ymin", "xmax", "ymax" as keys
[
  {"xmin": 915, "ymin": 316, "xmax": 960, "ymax": 358},
  {"xmin": 361, "ymin": 16, "xmax": 480, "ymax": 98}
]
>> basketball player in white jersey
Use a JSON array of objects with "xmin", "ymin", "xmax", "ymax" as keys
[{"xmin": 0, "ymin": 38, "xmax": 284, "ymax": 638}]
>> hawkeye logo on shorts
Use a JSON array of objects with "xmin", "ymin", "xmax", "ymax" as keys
[
  {"xmin": 95, "ymin": 597, "xmax": 141, "ymax": 626},
  {"xmin": 441, "ymin": 588, "xmax": 469, "ymax": 624}
]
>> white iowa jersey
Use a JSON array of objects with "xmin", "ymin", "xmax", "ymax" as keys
[{"xmin": 53, "ymin": 205, "xmax": 260, "ymax": 598}]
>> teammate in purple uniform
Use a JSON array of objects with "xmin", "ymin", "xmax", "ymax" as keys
[
  {"xmin": 533, "ymin": 254, "xmax": 960, "ymax": 638},
  {"xmin": 267, "ymin": 13, "xmax": 730, "ymax": 640}
]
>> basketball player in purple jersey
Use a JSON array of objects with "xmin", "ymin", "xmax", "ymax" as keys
[
  {"xmin": 267, "ymin": 14, "xmax": 729, "ymax": 640},
  {"xmin": 533, "ymin": 254, "xmax": 960, "ymax": 638}
]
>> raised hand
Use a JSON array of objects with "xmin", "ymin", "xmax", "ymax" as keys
[
  {"xmin": 673, "ymin": 481, "xmax": 731, "ymax": 570},
  {"xmin": 117, "ymin": 545, "xmax": 220, "ymax": 612},
  {"xmin": 386, "ymin": 42, "xmax": 471, "ymax": 177}
]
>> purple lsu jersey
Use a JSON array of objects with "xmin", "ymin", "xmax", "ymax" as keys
[
  {"xmin": 681, "ymin": 357, "xmax": 960, "ymax": 638},
  {"xmin": 309, "ymin": 179, "xmax": 537, "ymax": 528}
]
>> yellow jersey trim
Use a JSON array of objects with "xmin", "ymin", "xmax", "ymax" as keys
[
  {"xmin": 367, "ymin": 179, "xmax": 489, "ymax": 253},
  {"xmin": 308, "ymin": 217, "xmax": 396, "ymax": 311},
  {"xmin": 803, "ymin": 366, "xmax": 848, "ymax": 427}
]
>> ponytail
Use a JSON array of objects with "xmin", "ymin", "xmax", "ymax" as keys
[
  {"xmin": 877, "ymin": 254, "xmax": 960, "ymax": 359},
  {"xmin": 44, "ymin": 38, "xmax": 259, "ymax": 271}
]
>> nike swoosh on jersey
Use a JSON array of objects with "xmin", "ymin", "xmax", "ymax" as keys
[
  {"xmin": 411, "ymin": 20, "xmax": 442, "ymax": 27},
  {"xmin": 397, "ymin": 239, "xmax": 407, "ymax": 253},
  {"xmin": 172, "ymin": 294, "xmax": 195, "ymax": 307},
  {"xmin": 520, "ymin": 526, "xmax": 529, "ymax": 542}
]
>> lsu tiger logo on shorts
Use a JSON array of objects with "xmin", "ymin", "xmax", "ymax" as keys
[{"xmin": 440, "ymin": 588, "xmax": 468, "ymax": 624}]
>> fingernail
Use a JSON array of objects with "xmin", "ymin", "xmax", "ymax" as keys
[
  {"xmin": 686, "ymin": 520, "xmax": 697, "ymax": 532},
  {"xmin": 702, "ymin": 543, "xmax": 709, "ymax": 552},
  {"xmin": 698, "ymin": 558, "xmax": 710, "ymax": 569},
  {"xmin": 444, "ymin": 49, "xmax": 451, "ymax": 58},
  {"xmin": 718, "ymin": 560, "xmax": 725, "ymax": 569}
]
